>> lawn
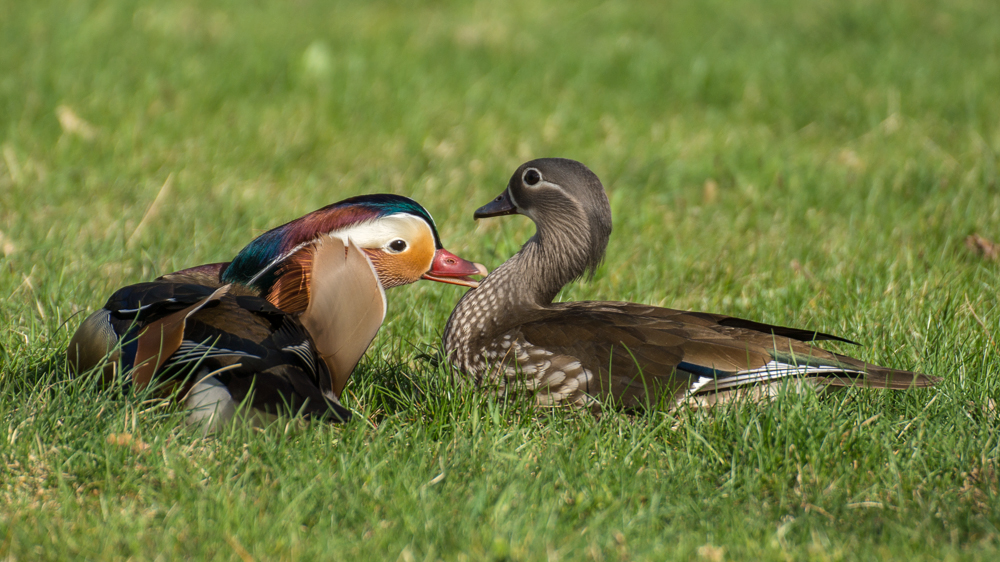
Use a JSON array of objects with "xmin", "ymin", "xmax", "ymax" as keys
[{"xmin": 2, "ymin": 0, "xmax": 999, "ymax": 559}]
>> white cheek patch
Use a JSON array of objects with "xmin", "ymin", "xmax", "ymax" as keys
[
  {"xmin": 248, "ymin": 213, "xmax": 436, "ymax": 288},
  {"xmin": 328, "ymin": 213, "xmax": 433, "ymax": 250}
]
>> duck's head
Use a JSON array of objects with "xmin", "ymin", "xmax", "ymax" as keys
[
  {"xmin": 475, "ymin": 158, "xmax": 612, "ymax": 278},
  {"xmin": 222, "ymin": 194, "xmax": 486, "ymax": 298}
]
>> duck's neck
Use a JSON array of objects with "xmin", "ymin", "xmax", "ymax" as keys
[
  {"xmin": 489, "ymin": 224, "xmax": 592, "ymax": 308},
  {"xmin": 446, "ymin": 215, "xmax": 593, "ymax": 341}
]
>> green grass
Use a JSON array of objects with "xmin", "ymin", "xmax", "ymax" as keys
[{"xmin": 2, "ymin": 0, "xmax": 999, "ymax": 559}]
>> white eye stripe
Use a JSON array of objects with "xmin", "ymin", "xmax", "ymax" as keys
[
  {"xmin": 506, "ymin": 187, "xmax": 520, "ymax": 208},
  {"xmin": 332, "ymin": 214, "xmax": 430, "ymax": 249},
  {"xmin": 518, "ymin": 180, "xmax": 568, "ymax": 196}
]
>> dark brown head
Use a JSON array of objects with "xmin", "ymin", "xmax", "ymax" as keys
[{"xmin": 476, "ymin": 158, "xmax": 613, "ymax": 278}]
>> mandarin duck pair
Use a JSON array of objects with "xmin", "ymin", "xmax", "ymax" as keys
[{"xmin": 69, "ymin": 160, "xmax": 938, "ymax": 429}]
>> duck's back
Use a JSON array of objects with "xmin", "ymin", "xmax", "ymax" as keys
[
  {"xmin": 70, "ymin": 280, "xmax": 350, "ymax": 422},
  {"xmin": 461, "ymin": 301, "xmax": 939, "ymax": 410}
]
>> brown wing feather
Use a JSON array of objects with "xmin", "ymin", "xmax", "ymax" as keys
[
  {"xmin": 190, "ymin": 295, "xmax": 279, "ymax": 344},
  {"xmin": 157, "ymin": 262, "xmax": 229, "ymax": 287},
  {"xmin": 132, "ymin": 285, "xmax": 231, "ymax": 389},
  {"xmin": 510, "ymin": 308, "xmax": 706, "ymax": 407},
  {"xmin": 300, "ymin": 237, "xmax": 386, "ymax": 398},
  {"xmin": 708, "ymin": 327, "xmax": 938, "ymax": 388},
  {"xmin": 267, "ymin": 250, "xmax": 314, "ymax": 313},
  {"xmin": 714, "ymin": 316, "xmax": 858, "ymax": 344},
  {"xmin": 810, "ymin": 353, "xmax": 939, "ymax": 389},
  {"xmin": 510, "ymin": 302, "xmax": 936, "ymax": 408}
]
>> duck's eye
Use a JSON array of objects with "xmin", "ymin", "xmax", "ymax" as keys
[
  {"xmin": 523, "ymin": 168, "xmax": 541, "ymax": 186},
  {"xmin": 388, "ymin": 239, "xmax": 408, "ymax": 253}
]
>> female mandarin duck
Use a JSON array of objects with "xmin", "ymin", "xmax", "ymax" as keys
[
  {"xmin": 443, "ymin": 159, "xmax": 939, "ymax": 411},
  {"xmin": 69, "ymin": 194, "xmax": 485, "ymax": 428}
]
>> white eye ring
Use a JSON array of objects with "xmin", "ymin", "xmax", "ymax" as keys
[
  {"xmin": 386, "ymin": 239, "xmax": 408, "ymax": 253},
  {"xmin": 522, "ymin": 168, "xmax": 542, "ymax": 187}
]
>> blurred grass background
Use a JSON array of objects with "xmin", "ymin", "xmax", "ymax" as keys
[{"xmin": 1, "ymin": 0, "xmax": 999, "ymax": 559}]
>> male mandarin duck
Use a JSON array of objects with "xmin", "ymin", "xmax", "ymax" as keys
[
  {"xmin": 443, "ymin": 158, "xmax": 939, "ymax": 411},
  {"xmin": 68, "ymin": 194, "xmax": 485, "ymax": 428}
]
